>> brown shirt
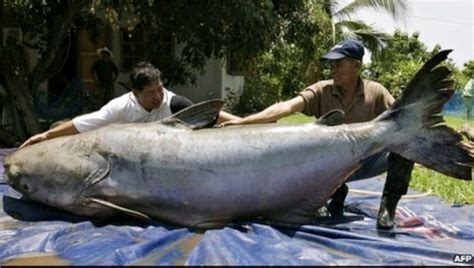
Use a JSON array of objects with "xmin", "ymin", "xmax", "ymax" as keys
[{"xmin": 298, "ymin": 78, "xmax": 395, "ymax": 124}]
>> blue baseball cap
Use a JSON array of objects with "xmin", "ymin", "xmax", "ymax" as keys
[{"xmin": 321, "ymin": 40, "xmax": 365, "ymax": 61}]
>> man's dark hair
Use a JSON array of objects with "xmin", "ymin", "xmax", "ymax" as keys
[{"xmin": 130, "ymin": 62, "xmax": 161, "ymax": 92}]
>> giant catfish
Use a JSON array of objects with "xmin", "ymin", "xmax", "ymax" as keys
[{"xmin": 4, "ymin": 50, "xmax": 473, "ymax": 228}]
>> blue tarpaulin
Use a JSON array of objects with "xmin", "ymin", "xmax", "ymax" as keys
[
  {"xmin": 0, "ymin": 148, "xmax": 472, "ymax": 265},
  {"xmin": 445, "ymin": 90, "xmax": 471, "ymax": 117}
]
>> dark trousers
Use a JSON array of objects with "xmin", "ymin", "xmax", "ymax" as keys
[
  {"xmin": 97, "ymin": 82, "xmax": 115, "ymax": 106},
  {"xmin": 342, "ymin": 152, "xmax": 414, "ymax": 197}
]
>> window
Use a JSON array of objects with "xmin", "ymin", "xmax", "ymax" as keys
[
  {"xmin": 121, "ymin": 27, "xmax": 145, "ymax": 70},
  {"xmin": 121, "ymin": 27, "xmax": 173, "ymax": 71}
]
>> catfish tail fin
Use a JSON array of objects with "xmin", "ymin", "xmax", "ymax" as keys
[{"xmin": 379, "ymin": 50, "xmax": 473, "ymax": 180}]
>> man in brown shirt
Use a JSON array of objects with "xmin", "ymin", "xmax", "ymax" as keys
[
  {"xmin": 299, "ymin": 79, "xmax": 394, "ymax": 123},
  {"xmin": 223, "ymin": 40, "xmax": 414, "ymax": 230}
]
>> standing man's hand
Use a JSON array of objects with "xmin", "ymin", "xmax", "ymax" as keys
[
  {"xmin": 221, "ymin": 96, "xmax": 305, "ymax": 127},
  {"xmin": 220, "ymin": 118, "xmax": 245, "ymax": 127}
]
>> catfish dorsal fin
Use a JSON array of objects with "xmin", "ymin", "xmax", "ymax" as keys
[
  {"xmin": 315, "ymin": 109, "xmax": 345, "ymax": 126},
  {"xmin": 161, "ymin": 99, "xmax": 225, "ymax": 129}
]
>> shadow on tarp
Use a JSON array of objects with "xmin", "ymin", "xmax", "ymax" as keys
[
  {"xmin": 1, "ymin": 195, "xmax": 166, "ymax": 229},
  {"xmin": 1, "ymin": 191, "xmax": 364, "ymax": 235},
  {"xmin": 2, "ymin": 191, "xmax": 215, "ymax": 233},
  {"xmin": 2, "ymin": 195, "xmax": 90, "ymax": 223}
]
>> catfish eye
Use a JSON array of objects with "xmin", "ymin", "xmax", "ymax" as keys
[{"xmin": 21, "ymin": 183, "xmax": 30, "ymax": 192}]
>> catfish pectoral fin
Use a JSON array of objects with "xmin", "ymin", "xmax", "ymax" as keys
[
  {"xmin": 87, "ymin": 198, "xmax": 151, "ymax": 220},
  {"xmin": 83, "ymin": 152, "xmax": 111, "ymax": 190}
]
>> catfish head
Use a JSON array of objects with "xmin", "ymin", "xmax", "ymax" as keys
[{"xmin": 4, "ymin": 140, "xmax": 111, "ymax": 216}]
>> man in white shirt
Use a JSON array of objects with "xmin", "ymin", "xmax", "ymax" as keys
[{"xmin": 21, "ymin": 62, "xmax": 239, "ymax": 148}]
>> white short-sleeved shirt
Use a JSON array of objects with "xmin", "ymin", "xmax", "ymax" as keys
[{"xmin": 72, "ymin": 88, "xmax": 176, "ymax": 133}]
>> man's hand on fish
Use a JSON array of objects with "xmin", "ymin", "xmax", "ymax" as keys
[{"xmin": 20, "ymin": 132, "xmax": 49, "ymax": 149}]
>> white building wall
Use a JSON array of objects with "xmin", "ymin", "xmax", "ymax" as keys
[
  {"xmin": 112, "ymin": 42, "xmax": 245, "ymax": 104},
  {"xmin": 171, "ymin": 44, "xmax": 245, "ymax": 103},
  {"xmin": 171, "ymin": 57, "xmax": 223, "ymax": 102},
  {"xmin": 111, "ymin": 29, "xmax": 130, "ymax": 97},
  {"xmin": 221, "ymin": 67, "xmax": 245, "ymax": 106}
]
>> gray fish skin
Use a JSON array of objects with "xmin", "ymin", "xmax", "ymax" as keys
[
  {"xmin": 4, "ymin": 50, "xmax": 472, "ymax": 228},
  {"xmin": 4, "ymin": 119, "xmax": 388, "ymax": 227}
]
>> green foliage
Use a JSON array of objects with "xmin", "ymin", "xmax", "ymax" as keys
[
  {"xmin": 4, "ymin": 0, "xmax": 321, "ymax": 87},
  {"xmin": 364, "ymin": 31, "xmax": 444, "ymax": 97},
  {"xmin": 2, "ymin": 0, "xmax": 329, "ymax": 138},
  {"xmin": 363, "ymin": 30, "xmax": 471, "ymax": 96},
  {"xmin": 450, "ymin": 67, "xmax": 468, "ymax": 91},
  {"xmin": 326, "ymin": 0, "xmax": 409, "ymax": 56},
  {"xmin": 232, "ymin": 73, "xmax": 283, "ymax": 115},
  {"xmin": 462, "ymin": 60, "xmax": 474, "ymax": 79},
  {"xmin": 135, "ymin": 0, "xmax": 316, "ymax": 86},
  {"xmin": 230, "ymin": 2, "xmax": 333, "ymax": 115},
  {"xmin": 5, "ymin": 1, "xmax": 94, "ymax": 53},
  {"xmin": 365, "ymin": 59, "xmax": 423, "ymax": 97},
  {"xmin": 232, "ymin": 0, "xmax": 411, "ymax": 115},
  {"xmin": 4, "ymin": 0, "xmax": 470, "ymax": 136}
]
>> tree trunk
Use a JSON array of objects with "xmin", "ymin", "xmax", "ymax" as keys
[
  {"xmin": 2, "ymin": 42, "xmax": 42, "ymax": 138},
  {"xmin": 3, "ymin": 78, "xmax": 41, "ymax": 138},
  {"xmin": 29, "ymin": 0, "xmax": 89, "ymax": 91},
  {"xmin": 1, "ymin": 0, "xmax": 89, "ymax": 140},
  {"xmin": 0, "ymin": 126, "xmax": 20, "ymax": 148}
]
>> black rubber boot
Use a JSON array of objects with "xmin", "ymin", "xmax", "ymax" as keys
[
  {"xmin": 376, "ymin": 153, "xmax": 413, "ymax": 230},
  {"xmin": 327, "ymin": 184, "xmax": 349, "ymax": 218},
  {"xmin": 376, "ymin": 194, "xmax": 401, "ymax": 230}
]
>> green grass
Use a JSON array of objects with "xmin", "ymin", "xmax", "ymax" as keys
[
  {"xmin": 277, "ymin": 113, "xmax": 474, "ymax": 204},
  {"xmin": 277, "ymin": 113, "xmax": 315, "ymax": 124},
  {"xmin": 412, "ymin": 115, "xmax": 473, "ymax": 204}
]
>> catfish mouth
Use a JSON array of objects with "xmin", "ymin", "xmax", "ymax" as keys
[
  {"xmin": 3, "ymin": 165, "xmax": 32, "ymax": 196},
  {"xmin": 4, "ymin": 155, "xmax": 35, "ymax": 195},
  {"xmin": 4, "ymin": 168, "xmax": 79, "ymax": 211}
]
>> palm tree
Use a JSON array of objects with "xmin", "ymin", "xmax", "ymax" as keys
[{"xmin": 321, "ymin": 0, "xmax": 410, "ymax": 58}]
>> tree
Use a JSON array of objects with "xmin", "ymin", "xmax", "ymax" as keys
[
  {"xmin": 230, "ymin": 0, "xmax": 410, "ymax": 115},
  {"xmin": 2, "ymin": 0, "xmax": 91, "ymax": 144},
  {"xmin": 462, "ymin": 60, "xmax": 474, "ymax": 79},
  {"xmin": 230, "ymin": 2, "xmax": 334, "ymax": 114},
  {"xmin": 455, "ymin": 59, "xmax": 474, "ymax": 97},
  {"xmin": 0, "ymin": 0, "xmax": 319, "ymax": 144},
  {"xmin": 323, "ymin": 0, "xmax": 409, "ymax": 57},
  {"xmin": 363, "ymin": 30, "xmax": 464, "ymax": 97}
]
